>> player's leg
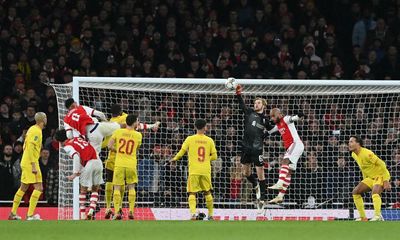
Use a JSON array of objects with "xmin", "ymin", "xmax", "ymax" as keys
[
  {"xmin": 87, "ymin": 185, "xmax": 100, "ymax": 220},
  {"xmin": 352, "ymin": 179, "xmax": 372, "ymax": 221},
  {"xmin": 112, "ymin": 166, "xmax": 125, "ymax": 220},
  {"xmin": 127, "ymin": 184, "xmax": 136, "ymax": 220},
  {"xmin": 187, "ymin": 175, "xmax": 200, "ymax": 220},
  {"xmin": 269, "ymin": 143, "xmax": 303, "ymax": 203},
  {"xmin": 241, "ymin": 151, "xmax": 258, "ymax": 189},
  {"xmin": 79, "ymin": 187, "xmax": 88, "ymax": 220},
  {"xmin": 104, "ymin": 168, "xmax": 114, "ymax": 218},
  {"xmin": 27, "ymin": 182, "xmax": 43, "ymax": 220},
  {"xmin": 201, "ymin": 175, "xmax": 214, "ymax": 220},
  {"xmin": 126, "ymin": 168, "xmax": 138, "ymax": 220},
  {"xmin": 254, "ymin": 151, "xmax": 266, "ymax": 203},
  {"xmin": 370, "ymin": 177, "xmax": 384, "ymax": 221},
  {"xmin": 87, "ymin": 159, "xmax": 103, "ymax": 219},
  {"xmin": 9, "ymin": 183, "xmax": 29, "ymax": 220}
]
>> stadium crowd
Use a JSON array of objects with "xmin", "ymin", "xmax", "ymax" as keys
[{"xmin": 0, "ymin": 0, "xmax": 400, "ymax": 207}]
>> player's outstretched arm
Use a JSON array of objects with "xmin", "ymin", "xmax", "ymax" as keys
[
  {"xmin": 288, "ymin": 112, "xmax": 305, "ymax": 123},
  {"xmin": 83, "ymin": 106, "xmax": 107, "ymax": 121},
  {"xmin": 235, "ymin": 84, "xmax": 248, "ymax": 113},
  {"xmin": 139, "ymin": 121, "xmax": 161, "ymax": 131}
]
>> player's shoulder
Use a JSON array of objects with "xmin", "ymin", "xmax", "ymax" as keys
[
  {"xmin": 205, "ymin": 135, "xmax": 215, "ymax": 142},
  {"xmin": 361, "ymin": 147, "xmax": 375, "ymax": 157}
]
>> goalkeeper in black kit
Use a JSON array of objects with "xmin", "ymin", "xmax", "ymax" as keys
[{"xmin": 235, "ymin": 84, "xmax": 272, "ymax": 210}]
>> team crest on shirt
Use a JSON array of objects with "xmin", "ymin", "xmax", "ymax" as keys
[{"xmin": 34, "ymin": 136, "xmax": 38, "ymax": 141}]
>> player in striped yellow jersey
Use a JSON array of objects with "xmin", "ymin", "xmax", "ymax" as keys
[
  {"xmin": 349, "ymin": 136, "xmax": 391, "ymax": 221},
  {"xmin": 171, "ymin": 119, "xmax": 218, "ymax": 220},
  {"xmin": 108, "ymin": 114, "xmax": 142, "ymax": 220},
  {"xmin": 103, "ymin": 104, "xmax": 160, "ymax": 219},
  {"xmin": 9, "ymin": 112, "xmax": 47, "ymax": 220}
]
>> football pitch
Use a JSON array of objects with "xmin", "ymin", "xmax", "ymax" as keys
[{"xmin": 0, "ymin": 221, "xmax": 398, "ymax": 240}]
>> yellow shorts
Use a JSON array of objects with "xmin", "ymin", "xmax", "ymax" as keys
[
  {"xmin": 187, "ymin": 175, "xmax": 212, "ymax": 193},
  {"xmin": 113, "ymin": 166, "xmax": 138, "ymax": 185},
  {"xmin": 105, "ymin": 158, "xmax": 115, "ymax": 171},
  {"xmin": 362, "ymin": 176, "xmax": 384, "ymax": 189},
  {"xmin": 21, "ymin": 166, "xmax": 42, "ymax": 184}
]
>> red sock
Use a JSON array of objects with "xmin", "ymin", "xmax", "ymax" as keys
[
  {"xmin": 89, "ymin": 192, "xmax": 99, "ymax": 212},
  {"xmin": 279, "ymin": 165, "xmax": 290, "ymax": 182},
  {"xmin": 279, "ymin": 176, "xmax": 291, "ymax": 197},
  {"xmin": 79, "ymin": 194, "xmax": 86, "ymax": 215}
]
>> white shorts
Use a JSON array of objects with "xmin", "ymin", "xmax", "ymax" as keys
[
  {"xmin": 87, "ymin": 122, "xmax": 120, "ymax": 153},
  {"xmin": 283, "ymin": 141, "xmax": 304, "ymax": 171},
  {"xmin": 80, "ymin": 159, "xmax": 104, "ymax": 188}
]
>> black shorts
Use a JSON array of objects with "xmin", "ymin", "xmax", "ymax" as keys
[{"xmin": 240, "ymin": 148, "xmax": 264, "ymax": 167}]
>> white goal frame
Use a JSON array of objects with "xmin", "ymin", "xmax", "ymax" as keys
[{"xmin": 64, "ymin": 77, "xmax": 400, "ymax": 220}]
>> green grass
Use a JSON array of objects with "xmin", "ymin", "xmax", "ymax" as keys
[{"xmin": 0, "ymin": 221, "xmax": 399, "ymax": 240}]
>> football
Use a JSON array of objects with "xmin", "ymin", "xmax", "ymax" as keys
[{"xmin": 225, "ymin": 77, "xmax": 238, "ymax": 90}]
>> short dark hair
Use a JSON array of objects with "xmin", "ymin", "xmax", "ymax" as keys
[
  {"xmin": 65, "ymin": 98, "xmax": 75, "ymax": 109},
  {"xmin": 110, "ymin": 104, "xmax": 122, "ymax": 116},
  {"xmin": 350, "ymin": 135, "xmax": 363, "ymax": 147},
  {"xmin": 126, "ymin": 114, "xmax": 138, "ymax": 126},
  {"xmin": 195, "ymin": 119, "xmax": 207, "ymax": 130},
  {"xmin": 55, "ymin": 129, "xmax": 68, "ymax": 142}
]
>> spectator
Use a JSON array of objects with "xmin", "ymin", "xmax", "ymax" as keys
[{"xmin": 0, "ymin": 145, "xmax": 16, "ymax": 200}]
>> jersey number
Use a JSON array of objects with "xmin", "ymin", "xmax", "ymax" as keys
[
  {"xmin": 71, "ymin": 113, "xmax": 80, "ymax": 122},
  {"xmin": 74, "ymin": 138, "xmax": 88, "ymax": 149},
  {"xmin": 118, "ymin": 139, "xmax": 135, "ymax": 155},
  {"xmin": 198, "ymin": 146, "xmax": 205, "ymax": 162}
]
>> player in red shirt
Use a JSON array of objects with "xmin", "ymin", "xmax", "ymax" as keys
[
  {"xmin": 63, "ymin": 98, "xmax": 120, "ymax": 154},
  {"xmin": 267, "ymin": 108, "xmax": 304, "ymax": 204},
  {"xmin": 55, "ymin": 129, "xmax": 104, "ymax": 220}
]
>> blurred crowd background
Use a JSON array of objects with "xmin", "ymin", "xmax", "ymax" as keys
[{"xmin": 1, "ymin": 0, "xmax": 400, "ymax": 208}]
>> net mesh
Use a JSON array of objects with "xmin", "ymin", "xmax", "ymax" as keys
[{"xmin": 52, "ymin": 80, "xmax": 400, "ymax": 220}]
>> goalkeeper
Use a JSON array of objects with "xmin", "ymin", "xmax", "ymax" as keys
[
  {"xmin": 349, "ymin": 136, "xmax": 391, "ymax": 221},
  {"xmin": 235, "ymin": 84, "xmax": 272, "ymax": 207}
]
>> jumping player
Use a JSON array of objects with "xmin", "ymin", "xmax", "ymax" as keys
[
  {"xmin": 235, "ymin": 84, "xmax": 271, "ymax": 207},
  {"xmin": 267, "ymin": 108, "xmax": 304, "ymax": 204},
  {"xmin": 63, "ymin": 98, "xmax": 120, "ymax": 153},
  {"xmin": 55, "ymin": 129, "xmax": 104, "ymax": 220}
]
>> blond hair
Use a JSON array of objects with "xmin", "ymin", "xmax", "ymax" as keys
[{"xmin": 254, "ymin": 97, "xmax": 267, "ymax": 107}]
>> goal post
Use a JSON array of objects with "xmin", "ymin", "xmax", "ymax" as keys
[{"xmin": 52, "ymin": 77, "xmax": 400, "ymax": 220}]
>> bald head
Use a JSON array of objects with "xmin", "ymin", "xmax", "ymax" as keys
[
  {"xmin": 270, "ymin": 108, "xmax": 283, "ymax": 123},
  {"xmin": 35, "ymin": 112, "xmax": 47, "ymax": 127}
]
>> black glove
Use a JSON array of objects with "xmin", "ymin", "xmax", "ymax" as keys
[{"xmin": 297, "ymin": 112, "xmax": 305, "ymax": 118}]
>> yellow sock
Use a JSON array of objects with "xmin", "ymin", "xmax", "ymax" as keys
[
  {"xmin": 121, "ymin": 185, "xmax": 126, "ymax": 203},
  {"xmin": 105, "ymin": 182, "xmax": 113, "ymax": 209},
  {"xmin": 353, "ymin": 194, "xmax": 366, "ymax": 218},
  {"xmin": 205, "ymin": 194, "xmax": 214, "ymax": 217},
  {"xmin": 188, "ymin": 195, "xmax": 196, "ymax": 215},
  {"xmin": 372, "ymin": 194, "xmax": 382, "ymax": 217},
  {"xmin": 128, "ymin": 189, "xmax": 136, "ymax": 213},
  {"xmin": 28, "ymin": 190, "xmax": 42, "ymax": 216},
  {"xmin": 113, "ymin": 190, "xmax": 121, "ymax": 214},
  {"xmin": 11, "ymin": 189, "xmax": 25, "ymax": 215}
]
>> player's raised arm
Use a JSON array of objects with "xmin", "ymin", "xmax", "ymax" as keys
[
  {"xmin": 83, "ymin": 106, "xmax": 107, "ymax": 121},
  {"xmin": 235, "ymin": 84, "xmax": 248, "ymax": 113},
  {"xmin": 287, "ymin": 112, "xmax": 305, "ymax": 123}
]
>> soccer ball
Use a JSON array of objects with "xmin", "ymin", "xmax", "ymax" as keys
[{"xmin": 225, "ymin": 77, "xmax": 237, "ymax": 90}]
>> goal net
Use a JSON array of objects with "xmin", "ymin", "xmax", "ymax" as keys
[{"xmin": 52, "ymin": 78, "xmax": 400, "ymax": 220}]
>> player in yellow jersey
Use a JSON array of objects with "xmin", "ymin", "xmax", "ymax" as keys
[
  {"xmin": 103, "ymin": 104, "xmax": 160, "ymax": 219},
  {"xmin": 349, "ymin": 136, "xmax": 391, "ymax": 221},
  {"xmin": 108, "ymin": 114, "xmax": 142, "ymax": 220},
  {"xmin": 171, "ymin": 119, "xmax": 218, "ymax": 220},
  {"xmin": 9, "ymin": 112, "xmax": 47, "ymax": 220}
]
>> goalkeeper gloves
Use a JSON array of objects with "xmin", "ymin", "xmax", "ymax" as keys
[
  {"xmin": 236, "ymin": 84, "xmax": 242, "ymax": 95},
  {"xmin": 297, "ymin": 112, "xmax": 305, "ymax": 118}
]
